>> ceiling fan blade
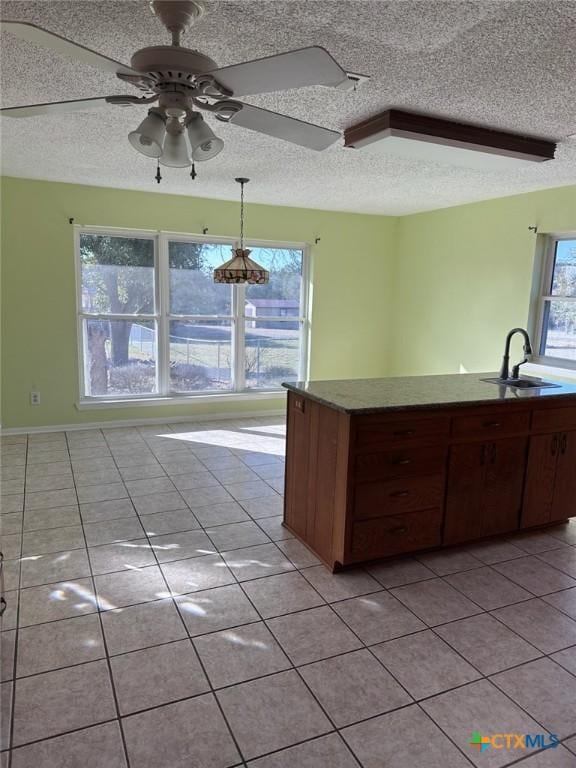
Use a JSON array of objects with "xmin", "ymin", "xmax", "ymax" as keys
[
  {"xmin": 225, "ymin": 103, "xmax": 340, "ymax": 150},
  {"xmin": 1, "ymin": 97, "xmax": 112, "ymax": 118},
  {"xmin": 207, "ymin": 46, "xmax": 347, "ymax": 96},
  {"xmin": 1, "ymin": 21, "xmax": 139, "ymax": 77}
]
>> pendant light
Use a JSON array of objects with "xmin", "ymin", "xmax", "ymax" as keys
[{"xmin": 214, "ymin": 178, "xmax": 269, "ymax": 284}]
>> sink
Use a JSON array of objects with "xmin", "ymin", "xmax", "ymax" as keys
[{"xmin": 482, "ymin": 376, "xmax": 560, "ymax": 390}]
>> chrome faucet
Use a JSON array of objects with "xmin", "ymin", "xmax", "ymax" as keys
[{"xmin": 499, "ymin": 328, "xmax": 533, "ymax": 380}]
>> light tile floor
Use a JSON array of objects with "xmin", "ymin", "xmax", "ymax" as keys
[{"xmin": 1, "ymin": 417, "xmax": 576, "ymax": 767}]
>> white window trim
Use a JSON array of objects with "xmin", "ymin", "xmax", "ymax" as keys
[
  {"xmin": 74, "ymin": 225, "xmax": 310, "ymax": 404},
  {"xmin": 530, "ymin": 232, "xmax": 576, "ymax": 372}
]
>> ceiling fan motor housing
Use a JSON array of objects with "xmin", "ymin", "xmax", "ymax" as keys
[{"xmin": 130, "ymin": 46, "xmax": 219, "ymax": 84}]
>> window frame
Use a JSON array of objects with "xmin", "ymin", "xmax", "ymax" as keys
[
  {"xmin": 532, "ymin": 232, "xmax": 576, "ymax": 371},
  {"xmin": 75, "ymin": 225, "xmax": 310, "ymax": 402}
]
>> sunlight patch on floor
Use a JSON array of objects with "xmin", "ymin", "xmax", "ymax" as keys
[{"xmin": 158, "ymin": 429, "xmax": 285, "ymax": 456}]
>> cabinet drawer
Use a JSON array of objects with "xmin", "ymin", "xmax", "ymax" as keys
[
  {"xmin": 355, "ymin": 445, "xmax": 447, "ymax": 482},
  {"xmin": 451, "ymin": 410, "xmax": 529, "ymax": 440},
  {"xmin": 532, "ymin": 407, "xmax": 576, "ymax": 433},
  {"xmin": 355, "ymin": 415, "xmax": 450, "ymax": 449},
  {"xmin": 354, "ymin": 475, "xmax": 445, "ymax": 519},
  {"xmin": 351, "ymin": 508, "xmax": 442, "ymax": 559}
]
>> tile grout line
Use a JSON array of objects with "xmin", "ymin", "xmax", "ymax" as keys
[
  {"xmin": 433, "ymin": 565, "xmax": 576, "ymax": 668},
  {"xmin": 63, "ymin": 428, "xmax": 133, "ymax": 768},
  {"xmin": 6, "ymin": 545, "xmax": 576, "ymax": 634},
  {"xmin": 190, "ymin": 547, "xmax": 365, "ymax": 767},
  {"xmin": 109, "ymin": 427, "xmax": 358, "ymax": 764},
  {"xmin": 293, "ymin": 568, "xmax": 482, "ymax": 767},
  {"xmin": 4, "ymin": 419, "xmax": 576, "ymax": 765},
  {"xmin": 6, "ymin": 553, "xmax": 576, "ymax": 659},
  {"xmin": 100, "ymin": 428, "xmax": 252, "ymax": 768},
  {"xmin": 5, "ymin": 432, "xmax": 28, "ymax": 768},
  {"xmin": 296, "ymin": 560, "xmax": 576, "ymax": 764},
  {"xmin": 408, "ymin": 567, "xmax": 576, "ymax": 752}
]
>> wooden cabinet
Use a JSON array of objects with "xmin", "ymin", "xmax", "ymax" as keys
[
  {"xmin": 443, "ymin": 442, "xmax": 485, "ymax": 544},
  {"xmin": 444, "ymin": 438, "xmax": 527, "ymax": 544},
  {"xmin": 351, "ymin": 509, "xmax": 443, "ymax": 559},
  {"xmin": 522, "ymin": 430, "xmax": 576, "ymax": 528},
  {"xmin": 354, "ymin": 475, "xmax": 445, "ymax": 520},
  {"xmin": 482, "ymin": 438, "xmax": 528, "ymax": 536},
  {"xmin": 283, "ymin": 391, "xmax": 576, "ymax": 571},
  {"xmin": 451, "ymin": 410, "xmax": 530, "ymax": 440},
  {"xmin": 284, "ymin": 394, "xmax": 310, "ymax": 539},
  {"xmin": 521, "ymin": 433, "xmax": 558, "ymax": 528},
  {"xmin": 355, "ymin": 414, "xmax": 450, "ymax": 448},
  {"xmin": 552, "ymin": 431, "xmax": 576, "ymax": 522}
]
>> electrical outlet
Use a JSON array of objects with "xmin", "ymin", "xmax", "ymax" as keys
[{"xmin": 30, "ymin": 391, "xmax": 41, "ymax": 406}]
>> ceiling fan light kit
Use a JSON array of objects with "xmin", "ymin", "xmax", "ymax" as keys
[
  {"xmin": 1, "ymin": 0, "xmax": 363, "ymax": 175},
  {"xmin": 344, "ymin": 110, "xmax": 557, "ymax": 169}
]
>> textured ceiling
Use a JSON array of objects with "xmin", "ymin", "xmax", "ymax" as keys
[{"xmin": 1, "ymin": 0, "xmax": 575, "ymax": 215}]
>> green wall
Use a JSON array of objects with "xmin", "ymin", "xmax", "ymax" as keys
[
  {"xmin": 0, "ymin": 177, "xmax": 395, "ymax": 429},
  {"xmin": 2, "ymin": 176, "xmax": 575, "ymax": 431},
  {"xmin": 388, "ymin": 186, "xmax": 576, "ymax": 376}
]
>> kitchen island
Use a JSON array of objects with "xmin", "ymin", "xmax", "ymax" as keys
[{"xmin": 282, "ymin": 373, "xmax": 576, "ymax": 571}]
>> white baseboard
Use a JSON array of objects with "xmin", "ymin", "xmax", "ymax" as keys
[{"xmin": 1, "ymin": 408, "xmax": 286, "ymax": 436}]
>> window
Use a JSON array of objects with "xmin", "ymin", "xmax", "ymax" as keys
[
  {"xmin": 76, "ymin": 228, "xmax": 308, "ymax": 399},
  {"xmin": 534, "ymin": 235, "xmax": 576, "ymax": 367}
]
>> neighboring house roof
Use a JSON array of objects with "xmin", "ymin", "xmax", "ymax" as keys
[{"xmin": 245, "ymin": 299, "xmax": 299, "ymax": 308}]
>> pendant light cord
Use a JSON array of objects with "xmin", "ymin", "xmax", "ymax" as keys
[
  {"xmin": 240, "ymin": 180, "xmax": 245, "ymax": 251},
  {"xmin": 235, "ymin": 177, "xmax": 249, "ymax": 252}
]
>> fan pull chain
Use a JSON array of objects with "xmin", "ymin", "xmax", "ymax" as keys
[
  {"xmin": 190, "ymin": 162, "xmax": 197, "ymax": 180},
  {"xmin": 155, "ymin": 162, "xmax": 162, "ymax": 184}
]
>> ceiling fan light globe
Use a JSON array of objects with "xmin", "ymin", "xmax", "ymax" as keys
[
  {"xmin": 187, "ymin": 113, "xmax": 224, "ymax": 161},
  {"xmin": 159, "ymin": 130, "xmax": 191, "ymax": 167},
  {"xmin": 128, "ymin": 109, "xmax": 166, "ymax": 158}
]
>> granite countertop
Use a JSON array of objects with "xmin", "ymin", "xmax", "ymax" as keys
[{"xmin": 282, "ymin": 373, "xmax": 576, "ymax": 414}]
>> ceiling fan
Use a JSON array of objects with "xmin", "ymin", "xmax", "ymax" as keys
[{"xmin": 0, "ymin": 0, "xmax": 366, "ymax": 174}]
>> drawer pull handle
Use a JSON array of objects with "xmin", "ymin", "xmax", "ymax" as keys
[
  {"xmin": 389, "ymin": 525, "xmax": 408, "ymax": 535},
  {"xmin": 393, "ymin": 429, "xmax": 415, "ymax": 437},
  {"xmin": 394, "ymin": 458, "xmax": 412, "ymax": 465},
  {"xmin": 391, "ymin": 490, "xmax": 410, "ymax": 498},
  {"xmin": 483, "ymin": 421, "xmax": 502, "ymax": 428},
  {"xmin": 0, "ymin": 597, "xmax": 6, "ymax": 617}
]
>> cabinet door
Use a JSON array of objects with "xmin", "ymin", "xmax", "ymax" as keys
[
  {"xmin": 284, "ymin": 394, "xmax": 310, "ymax": 538},
  {"xmin": 551, "ymin": 430, "xmax": 576, "ymax": 523},
  {"xmin": 444, "ymin": 443, "xmax": 485, "ymax": 545},
  {"xmin": 482, "ymin": 437, "xmax": 527, "ymax": 537},
  {"xmin": 521, "ymin": 433, "xmax": 558, "ymax": 528}
]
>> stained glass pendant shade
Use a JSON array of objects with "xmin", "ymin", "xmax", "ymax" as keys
[{"xmin": 213, "ymin": 178, "xmax": 269, "ymax": 284}]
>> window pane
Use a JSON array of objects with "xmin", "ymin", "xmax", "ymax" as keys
[
  {"xmin": 540, "ymin": 300, "xmax": 576, "ymax": 361},
  {"xmin": 245, "ymin": 248, "xmax": 303, "ymax": 326},
  {"xmin": 169, "ymin": 320, "xmax": 232, "ymax": 392},
  {"xmin": 551, "ymin": 239, "xmax": 576, "ymax": 297},
  {"xmin": 244, "ymin": 323, "xmax": 300, "ymax": 389},
  {"xmin": 84, "ymin": 319, "xmax": 157, "ymax": 396},
  {"xmin": 169, "ymin": 241, "xmax": 232, "ymax": 315},
  {"xmin": 80, "ymin": 234, "xmax": 155, "ymax": 314}
]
